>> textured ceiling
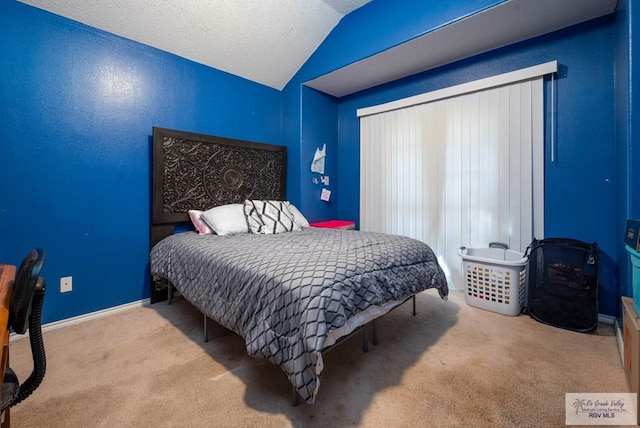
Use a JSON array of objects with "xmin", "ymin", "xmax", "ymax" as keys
[{"xmin": 18, "ymin": 0, "xmax": 372, "ymax": 90}]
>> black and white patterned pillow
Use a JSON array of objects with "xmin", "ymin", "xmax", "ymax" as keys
[
  {"xmin": 244, "ymin": 201, "xmax": 268, "ymax": 234},
  {"xmin": 243, "ymin": 200, "xmax": 302, "ymax": 234}
]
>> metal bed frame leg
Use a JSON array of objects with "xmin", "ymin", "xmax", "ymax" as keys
[
  {"xmin": 363, "ymin": 295, "xmax": 418, "ymax": 352},
  {"xmin": 370, "ymin": 295, "xmax": 415, "ymax": 349},
  {"xmin": 362, "ymin": 326, "xmax": 369, "ymax": 353},
  {"xmin": 286, "ymin": 294, "xmax": 419, "ymax": 406},
  {"xmin": 167, "ymin": 283, "xmax": 173, "ymax": 304},
  {"xmin": 292, "ymin": 386, "xmax": 299, "ymax": 406},
  {"xmin": 204, "ymin": 314, "xmax": 209, "ymax": 342},
  {"xmin": 372, "ymin": 320, "xmax": 378, "ymax": 346}
]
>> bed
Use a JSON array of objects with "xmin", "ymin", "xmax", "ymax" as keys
[{"xmin": 149, "ymin": 127, "xmax": 449, "ymax": 404}]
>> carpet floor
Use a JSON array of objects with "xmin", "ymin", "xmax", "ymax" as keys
[{"xmin": 7, "ymin": 290, "xmax": 629, "ymax": 427}]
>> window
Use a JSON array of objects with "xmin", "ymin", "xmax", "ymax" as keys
[{"xmin": 358, "ymin": 62, "xmax": 554, "ymax": 288}]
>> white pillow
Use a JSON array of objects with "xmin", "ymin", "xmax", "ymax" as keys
[
  {"xmin": 188, "ymin": 210, "xmax": 214, "ymax": 235},
  {"xmin": 244, "ymin": 200, "xmax": 301, "ymax": 234},
  {"xmin": 200, "ymin": 204, "xmax": 249, "ymax": 236},
  {"xmin": 285, "ymin": 202, "xmax": 309, "ymax": 228}
]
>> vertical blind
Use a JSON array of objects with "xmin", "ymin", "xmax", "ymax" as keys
[{"xmin": 358, "ymin": 64, "xmax": 551, "ymax": 290}]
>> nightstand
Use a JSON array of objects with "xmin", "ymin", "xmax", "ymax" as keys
[{"xmin": 309, "ymin": 220, "xmax": 355, "ymax": 230}]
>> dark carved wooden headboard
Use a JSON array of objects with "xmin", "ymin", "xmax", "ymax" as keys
[{"xmin": 150, "ymin": 127, "xmax": 287, "ymax": 301}]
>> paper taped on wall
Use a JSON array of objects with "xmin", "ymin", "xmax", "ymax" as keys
[{"xmin": 311, "ymin": 144, "xmax": 326, "ymax": 174}]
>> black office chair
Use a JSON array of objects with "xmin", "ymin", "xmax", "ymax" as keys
[{"xmin": 2, "ymin": 249, "xmax": 47, "ymax": 410}]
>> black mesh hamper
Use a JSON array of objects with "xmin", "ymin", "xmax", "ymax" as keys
[{"xmin": 525, "ymin": 238, "xmax": 599, "ymax": 332}]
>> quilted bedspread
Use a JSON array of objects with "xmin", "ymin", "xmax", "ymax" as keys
[{"xmin": 150, "ymin": 228, "xmax": 448, "ymax": 403}]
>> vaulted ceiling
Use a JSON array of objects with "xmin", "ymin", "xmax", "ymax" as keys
[
  {"xmin": 17, "ymin": 0, "xmax": 372, "ymax": 90},
  {"xmin": 18, "ymin": 0, "xmax": 618, "ymax": 97}
]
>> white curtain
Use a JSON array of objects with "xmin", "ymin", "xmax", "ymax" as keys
[{"xmin": 359, "ymin": 76, "xmax": 545, "ymax": 290}]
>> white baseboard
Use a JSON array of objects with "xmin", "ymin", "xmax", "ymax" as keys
[
  {"xmin": 614, "ymin": 318, "xmax": 624, "ymax": 367},
  {"xmin": 10, "ymin": 298, "xmax": 151, "ymax": 342},
  {"xmin": 598, "ymin": 313, "xmax": 615, "ymax": 325}
]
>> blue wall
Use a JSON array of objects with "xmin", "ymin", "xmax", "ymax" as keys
[
  {"xmin": 286, "ymin": 2, "xmax": 620, "ymax": 316},
  {"xmin": 616, "ymin": 0, "xmax": 632, "ymax": 301},
  {"xmin": 302, "ymin": 0, "xmax": 506, "ymax": 81},
  {"xmin": 283, "ymin": 0, "xmax": 508, "ymax": 220},
  {"xmin": 300, "ymin": 87, "xmax": 338, "ymax": 221},
  {"xmin": 0, "ymin": 1, "xmax": 282, "ymax": 323},
  {"xmin": 616, "ymin": 0, "xmax": 640, "ymax": 305},
  {"xmin": 0, "ymin": 0, "xmax": 631, "ymax": 321}
]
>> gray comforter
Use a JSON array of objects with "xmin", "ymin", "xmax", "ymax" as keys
[{"xmin": 150, "ymin": 227, "xmax": 448, "ymax": 403}]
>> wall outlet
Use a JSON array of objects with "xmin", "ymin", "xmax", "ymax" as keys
[{"xmin": 60, "ymin": 276, "xmax": 72, "ymax": 293}]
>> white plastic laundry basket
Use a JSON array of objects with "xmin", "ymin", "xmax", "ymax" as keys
[{"xmin": 458, "ymin": 244, "xmax": 528, "ymax": 316}]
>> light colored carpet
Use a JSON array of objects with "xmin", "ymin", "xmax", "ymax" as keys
[{"xmin": 7, "ymin": 290, "xmax": 629, "ymax": 427}]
